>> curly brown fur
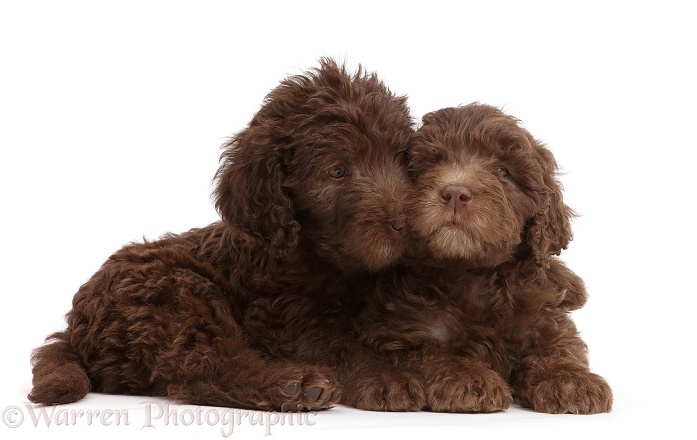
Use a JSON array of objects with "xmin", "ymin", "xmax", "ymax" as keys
[
  {"xmin": 356, "ymin": 104, "xmax": 611, "ymax": 414},
  {"xmin": 28, "ymin": 59, "xmax": 420, "ymax": 411}
]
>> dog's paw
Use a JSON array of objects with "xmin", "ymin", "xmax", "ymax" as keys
[
  {"xmin": 425, "ymin": 360, "xmax": 512, "ymax": 413},
  {"xmin": 525, "ymin": 371, "xmax": 612, "ymax": 414},
  {"xmin": 275, "ymin": 366, "xmax": 340, "ymax": 412},
  {"xmin": 340, "ymin": 368, "xmax": 426, "ymax": 411},
  {"xmin": 167, "ymin": 364, "xmax": 339, "ymax": 411}
]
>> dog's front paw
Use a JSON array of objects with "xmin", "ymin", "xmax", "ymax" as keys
[
  {"xmin": 276, "ymin": 366, "xmax": 340, "ymax": 411},
  {"xmin": 524, "ymin": 371, "xmax": 612, "ymax": 414},
  {"xmin": 340, "ymin": 368, "xmax": 426, "ymax": 411},
  {"xmin": 425, "ymin": 360, "xmax": 512, "ymax": 413}
]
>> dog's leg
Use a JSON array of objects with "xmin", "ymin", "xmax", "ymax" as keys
[
  {"xmin": 331, "ymin": 341, "xmax": 427, "ymax": 412},
  {"xmin": 510, "ymin": 314, "xmax": 613, "ymax": 414},
  {"xmin": 402, "ymin": 346, "xmax": 511, "ymax": 413},
  {"xmin": 165, "ymin": 351, "xmax": 339, "ymax": 411},
  {"xmin": 137, "ymin": 285, "xmax": 340, "ymax": 411}
]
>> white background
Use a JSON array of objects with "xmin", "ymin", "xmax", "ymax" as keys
[{"xmin": 1, "ymin": 1, "xmax": 695, "ymax": 439}]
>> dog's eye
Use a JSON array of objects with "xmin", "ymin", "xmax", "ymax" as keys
[
  {"xmin": 495, "ymin": 166, "xmax": 510, "ymax": 178},
  {"xmin": 328, "ymin": 165, "xmax": 348, "ymax": 179}
]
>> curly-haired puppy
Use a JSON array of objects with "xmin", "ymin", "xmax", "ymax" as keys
[
  {"xmin": 28, "ymin": 59, "xmax": 421, "ymax": 412},
  {"xmin": 356, "ymin": 103, "xmax": 612, "ymax": 414}
]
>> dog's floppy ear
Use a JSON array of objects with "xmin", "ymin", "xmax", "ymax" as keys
[
  {"xmin": 421, "ymin": 111, "xmax": 437, "ymax": 125},
  {"xmin": 214, "ymin": 124, "xmax": 299, "ymax": 259},
  {"xmin": 526, "ymin": 143, "xmax": 574, "ymax": 267}
]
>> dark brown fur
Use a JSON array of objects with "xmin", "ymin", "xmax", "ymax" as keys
[
  {"xmin": 356, "ymin": 104, "xmax": 612, "ymax": 414},
  {"xmin": 28, "ymin": 59, "xmax": 422, "ymax": 411}
]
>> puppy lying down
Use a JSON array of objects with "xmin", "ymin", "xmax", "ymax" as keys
[
  {"xmin": 356, "ymin": 103, "xmax": 612, "ymax": 414},
  {"xmin": 28, "ymin": 59, "xmax": 418, "ymax": 412}
]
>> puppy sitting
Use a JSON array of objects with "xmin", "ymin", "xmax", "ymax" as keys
[{"xmin": 356, "ymin": 103, "xmax": 612, "ymax": 414}]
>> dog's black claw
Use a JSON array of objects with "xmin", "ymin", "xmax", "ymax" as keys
[
  {"xmin": 281, "ymin": 401, "xmax": 297, "ymax": 412},
  {"xmin": 320, "ymin": 390, "xmax": 333, "ymax": 404},
  {"xmin": 305, "ymin": 386, "xmax": 322, "ymax": 401},
  {"xmin": 284, "ymin": 383, "xmax": 299, "ymax": 395}
]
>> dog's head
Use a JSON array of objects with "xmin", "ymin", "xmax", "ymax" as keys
[
  {"xmin": 407, "ymin": 104, "xmax": 572, "ymax": 268},
  {"xmin": 214, "ymin": 59, "xmax": 412, "ymax": 273}
]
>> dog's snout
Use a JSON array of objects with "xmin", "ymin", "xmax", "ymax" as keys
[{"xmin": 441, "ymin": 185, "xmax": 472, "ymax": 211}]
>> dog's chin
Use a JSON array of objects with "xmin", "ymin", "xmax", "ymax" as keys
[{"xmin": 422, "ymin": 224, "xmax": 514, "ymax": 268}]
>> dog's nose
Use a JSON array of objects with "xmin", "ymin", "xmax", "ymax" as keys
[{"xmin": 441, "ymin": 185, "xmax": 472, "ymax": 211}]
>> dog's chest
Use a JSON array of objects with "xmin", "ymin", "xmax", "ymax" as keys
[
  {"xmin": 423, "ymin": 309, "xmax": 466, "ymax": 347},
  {"xmin": 423, "ymin": 276, "xmax": 504, "ymax": 349}
]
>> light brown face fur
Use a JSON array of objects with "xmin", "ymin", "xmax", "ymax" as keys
[{"xmin": 407, "ymin": 104, "xmax": 570, "ymax": 267}]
